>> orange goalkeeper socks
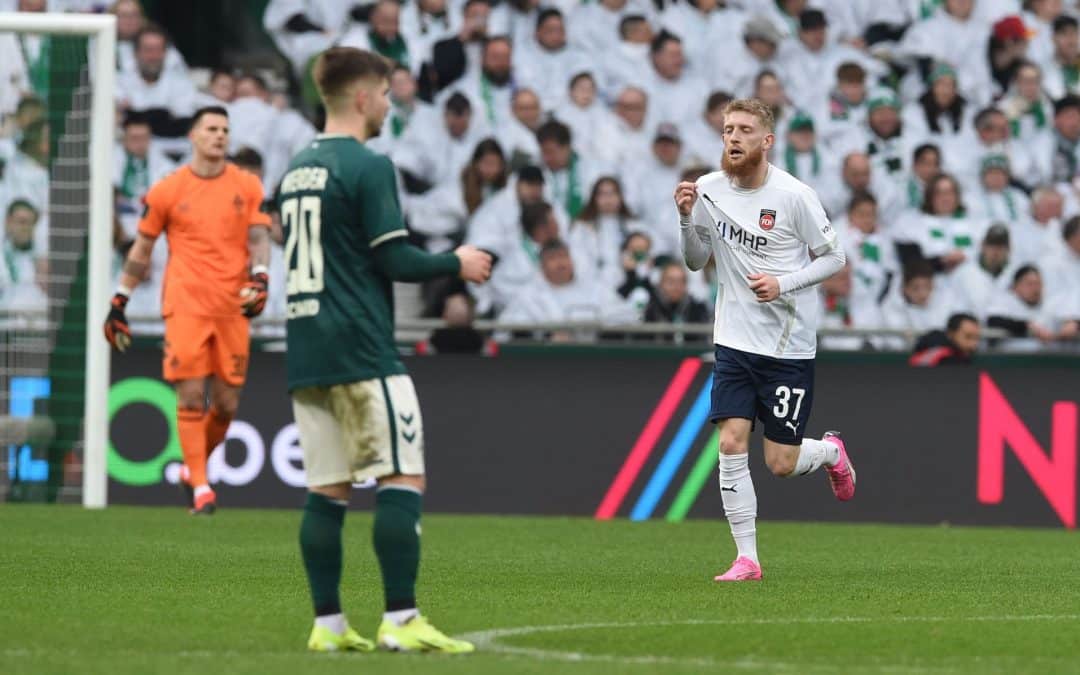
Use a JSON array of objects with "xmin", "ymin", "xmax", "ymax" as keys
[
  {"xmin": 205, "ymin": 407, "xmax": 231, "ymax": 460},
  {"xmin": 177, "ymin": 407, "xmax": 208, "ymax": 487}
]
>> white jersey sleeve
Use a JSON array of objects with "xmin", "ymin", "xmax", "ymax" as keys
[
  {"xmin": 776, "ymin": 184, "xmax": 846, "ymax": 295},
  {"xmin": 680, "ymin": 195, "xmax": 714, "ymax": 271},
  {"xmin": 792, "ymin": 184, "xmax": 838, "ymax": 255}
]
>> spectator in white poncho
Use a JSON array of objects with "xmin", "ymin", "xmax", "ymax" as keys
[
  {"xmin": 515, "ymin": 8, "xmax": 589, "ymax": 113},
  {"xmin": 987, "ymin": 264, "xmax": 1080, "ymax": 345},
  {"xmin": 644, "ymin": 31, "xmax": 708, "ymax": 128},
  {"xmin": 902, "ymin": 63, "xmax": 977, "ymax": 151},
  {"xmin": 835, "ymin": 191, "xmax": 899, "ymax": 330},
  {"xmin": 967, "ymin": 153, "xmax": 1031, "ymax": 226},
  {"xmin": 708, "ymin": 15, "xmax": 784, "ymax": 100},
  {"xmin": 567, "ymin": 176, "xmax": 642, "ymax": 293},
  {"xmin": 394, "ymin": 92, "xmax": 492, "ymax": 192},
  {"xmin": 553, "ymin": 72, "xmax": 618, "ymax": 164},
  {"xmin": 623, "ymin": 123, "xmax": 686, "ymax": 257},
  {"xmin": 262, "ymin": 0, "xmax": 353, "ymax": 77},
  {"xmin": 406, "ymin": 138, "xmax": 508, "ymax": 254},
  {"xmin": 1043, "ymin": 15, "xmax": 1080, "ymax": 100},
  {"xmin": 948, "ymin": 224, "xmax": 1016, "ymax": 321},
  {"xmin": 113, "ymin": 0, "xmax": 188, "ymax": 79},
  {"xmin": 500, "ymin": 239, "xmax": 638, "ymax": 330},
  {"xmin": 895, "ymin": 173, "xmax": 989, "ymax": 291},
  {"xmin": 682, "ymin": 91, "xmax": 730, "ymax": 170},
  {"xmin": 881, "ymin": 260, "xmax": 951, "ymax": 334},
  {"xmin": 536, "ymin": 119, "xmax": 605, "ymax": 222},
  {"xmin": 338, "ymin": 0, "xmax": 420, "ymax": 73},
  {"xmin": 593, "ymin": 86, "xmax": 654, "ymax": 169}
]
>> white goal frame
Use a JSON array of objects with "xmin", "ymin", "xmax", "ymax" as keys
[{"xmin": 0, "ymin": 12, "xmax": 115, "ymax": 508}]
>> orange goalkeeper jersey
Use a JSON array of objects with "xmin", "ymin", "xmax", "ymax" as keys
[{"xmin": 138, "ymin": 163, "xmax": 271, "ymax": 318}]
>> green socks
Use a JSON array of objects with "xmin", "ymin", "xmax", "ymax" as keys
[
  {"xmin": 299, "ymin": 492, "xmax": 346, "ymax": 616},
  {"xmin": 300, "ymin": 487, "xmax": 422, "ymax": 617},
  {"xmin": 373, "ymin": 486, "xmax": 422, "ymax": 611}
]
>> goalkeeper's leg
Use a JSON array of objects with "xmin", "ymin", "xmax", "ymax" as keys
[
  {"xmin": 175, "ymin": 377, "xmax": 213, "ymax": 514},
  {"xmin": 205, "ymin": 377, "xmax": 240, "ymax": 460},
  {"xmin": 164, "ymin": 315, "xmax": 220, "ymax": 513},
  {"xmin": 206, "ymin": 318, "xmax": 250, "ymax": 459}
]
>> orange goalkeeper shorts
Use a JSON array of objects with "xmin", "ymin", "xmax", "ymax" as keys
[{"xmin": 162, "ymin": 314, "xmax": 250, "ymax": 387}]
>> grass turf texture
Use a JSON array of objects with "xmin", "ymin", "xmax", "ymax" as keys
[{"xmin": 1, "ymin": 506, "xmax": 1078, "ymax": 674}]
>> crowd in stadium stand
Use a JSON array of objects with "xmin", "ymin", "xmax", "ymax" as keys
[{"xmin": 1, "ymin": 0, "xmax": 1080, "ymax": 351}]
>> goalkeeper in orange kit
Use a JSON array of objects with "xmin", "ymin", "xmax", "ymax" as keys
[{"xmin": 104, "ymin": 106, "xmax": 271, "ymax": 514}]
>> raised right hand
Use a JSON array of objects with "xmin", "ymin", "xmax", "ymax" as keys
[
  {"xmin": 455, "ymin": 245, "xmax": 493, "ymax": 283},
  {"xmin": 674, "ymin": 181, "xmax": 698, "ymax": 217}
]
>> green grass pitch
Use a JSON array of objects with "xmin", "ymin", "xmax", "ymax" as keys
[{"xmin": 2, "ymin": 505, "xmax": 1078, "ymax": 674}]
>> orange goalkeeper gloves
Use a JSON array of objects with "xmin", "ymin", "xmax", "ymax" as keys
[
  {"xmin": 103, "ymin": 292, "xmax": 132, "ymax": 353},
  {"xmin": 240, "ymin": 270, "xmax": 269, "ymax": 318}
]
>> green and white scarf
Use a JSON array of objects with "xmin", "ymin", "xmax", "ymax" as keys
[
  {"xmin": 119, "ymin": 155, "xmax": 149, "ymax": 199},
  {"xmin": 369, "ymin": 31, "xmax": 409, "ymax": 68},
  {"xmin": 784, "ymin": 145, "xmax": 820, "ymax": 179},
  {"xmin": 552, "ymin": 153, "xmax": 583, "ymax": 219},
  {"xmin": 18, "ymin": 34, "xmax": 51, "ymax": 98}
]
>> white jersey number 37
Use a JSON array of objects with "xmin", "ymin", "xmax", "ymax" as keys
[{"xmin": 772, "ymin": 386, "xmax": 806, "ymax": 420}]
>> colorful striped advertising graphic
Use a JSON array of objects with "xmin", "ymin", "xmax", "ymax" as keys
[{"xmin": 595, "ymin": 358, "xmax": 720, "ymax": 521}]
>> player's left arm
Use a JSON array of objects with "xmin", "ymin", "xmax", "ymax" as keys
[
  {"xmin": 748, "ymin": 188, "xmax": 846, "ymax": 303},
  {"xmin": 241, "ymin": 177, "xmax": 273, "ymax": 318},
  {"xmin": 364, "ymin": 156, "xmax": 491, "ymax": 283}
]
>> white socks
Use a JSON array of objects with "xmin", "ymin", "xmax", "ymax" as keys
[
  {"xmin": 792, "ymin": 438, "xmax": 840, "ymax": 476},
  {"xmin": 315, "ymin": 612, "xmax": 346, "ymax": 634},
  {"xmin": 316, "ymin": 609, "xmax": 420, "ymax": 633},
  {"xmin": 719, "ymin": 453, "xmax": 758, "ymax": 563},
  {"xmin": 384, "ymin": 608, "xmax": 419, "ymax": 626}
]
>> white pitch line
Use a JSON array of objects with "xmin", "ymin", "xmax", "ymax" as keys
[
  {"xmin": 456, "ymin": 615, "xmax": 1080, "ymax": 672},
  {"xmin": 4, "ymin": 615, "xmax": 1077, "ymax": 671}
]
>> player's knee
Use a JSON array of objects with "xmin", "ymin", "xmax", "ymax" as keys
[
  {"xmin": 378, "ymin": 474, "xmax": 426, "ymax": 494},
  {"xmin": 718, "ymin": 434, "xmax": 748, "ymax": 456},
  {"xmin": 211, "ymin": 397, "xmax": 239, "ymax": 419},
  {"xmin": 176, "ymin": 390, "xmax": 204, "ymax": 411},
  {"xmin": 766, "ymin": 454, "xmax": 797, "ymax": 477},
  {"xmin": 174, "ymin": 379, "xmax": 206, "ymax": 410},
  {"xmin": 209, "ymin": 388, "xmax": 241, "ymax": 418}
]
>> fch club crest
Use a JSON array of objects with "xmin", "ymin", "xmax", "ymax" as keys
[{"xmin": 759, "ymin": 209, "xmax": 776, "ymax": 231}]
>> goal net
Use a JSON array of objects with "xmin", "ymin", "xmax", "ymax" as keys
[{"xmin": 0, "ymin": 13, "xmax": 114, "ymax": 507}]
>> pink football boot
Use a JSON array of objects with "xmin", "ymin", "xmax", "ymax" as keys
[
  {"xmin": 823, "ymin": 431, "xmax": 856, "ymax": 501},
  {"xmin": 714, "ymin": 556, "xmax": 763, "ymax": 582}
]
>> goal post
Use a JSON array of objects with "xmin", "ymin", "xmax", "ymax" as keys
[{"xmin": 0, "ymin": 12, "xmax": 115, "ymax": 508}]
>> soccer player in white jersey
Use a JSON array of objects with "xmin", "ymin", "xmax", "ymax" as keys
[{"xmin": 673, "ymin": 98, "xmax": 857, "ymax": 582}]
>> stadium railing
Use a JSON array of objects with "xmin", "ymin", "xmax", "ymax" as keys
[
  {"xmin": 101, "ymin": 312, "xmax": 1080, "ymax": 354},
  {"xmin": 6, "ymin": 308, "xmax": 1069, "ymax": 354}
]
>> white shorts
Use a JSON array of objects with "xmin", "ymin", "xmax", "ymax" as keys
[{"xmin": 292, "ymin": 375, "xmax": 425, "ymax": 487}]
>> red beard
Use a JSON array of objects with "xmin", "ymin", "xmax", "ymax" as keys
[{"xmin": 721, "ymin": 144, "xmax": 766, "ymax": 179}]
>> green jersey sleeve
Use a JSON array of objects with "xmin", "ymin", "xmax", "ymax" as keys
[
  {"xmin": 372, "ymin": 237, "xmax": 461, "ymax": 282},
  {"xmin": 360, "ymin": 155, "xmax": 410, "ymax": 249}
]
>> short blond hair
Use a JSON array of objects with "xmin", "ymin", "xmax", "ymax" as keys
[{"xmin": 721, "ymin": 98, "xmax": 775, "ymax": 133}]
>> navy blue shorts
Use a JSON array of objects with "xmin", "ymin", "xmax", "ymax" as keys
[{"xmin": 709, "ymin": 344, "xmax": 815, "ymax": 445}]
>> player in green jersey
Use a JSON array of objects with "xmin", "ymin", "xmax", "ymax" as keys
[{"xmin": 281, "ymin": 47, "xmax": 492, "ymax": 654}]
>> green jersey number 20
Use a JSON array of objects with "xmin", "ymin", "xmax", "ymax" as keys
[{"xmin": 282, "ymin": 195, "xmax": 324, "ymax": 295}]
